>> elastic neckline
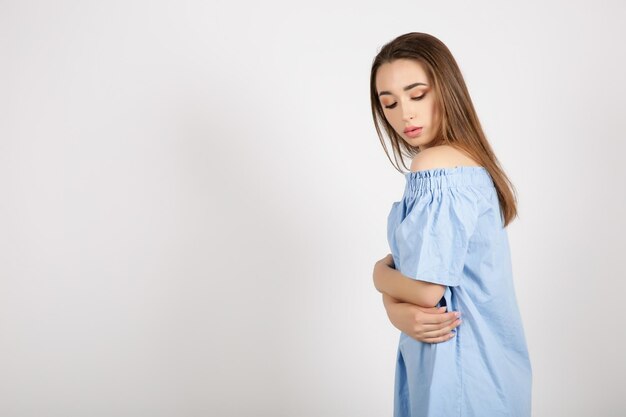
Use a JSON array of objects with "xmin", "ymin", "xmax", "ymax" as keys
[
  {"xmin": 403, "ymin": 165, "xmax": 493, "ymax": 193},
  {"xmin": 404, "ymin": 165, "xmax": 487, "ymax": 178}
]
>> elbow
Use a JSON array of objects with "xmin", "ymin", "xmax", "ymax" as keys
[
  {"xmin": 372, "ymin": 266, "xmax": 382, "ymax": 293},
  {"xmin": 372, "ymin": 262, "xmax": 389, "ymax": 294},
  {"xmin": 420, "ymin": 299, "xmax": 441, "ymax": 308},
  {"xmin": 421, "ymin": 284, "xmax": 447, "ymax": 307}
]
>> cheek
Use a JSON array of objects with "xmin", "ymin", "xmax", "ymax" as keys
[
  {"xmin": 430, "ymin": 103, "xmax": 439, "ymax": 123},
  {"xmin": 383, "ymin": 111, "xmax": 397, "ymax": 126}
]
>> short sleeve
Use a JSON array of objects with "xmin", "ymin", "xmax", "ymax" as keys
[{"xmin": 395, "ymin": 186, "xmax": 479, "ymax": 287}]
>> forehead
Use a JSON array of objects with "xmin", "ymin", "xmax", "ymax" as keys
[{"xmin": 375, "ymin": 59, "xmax": 429, "ymax": 92}]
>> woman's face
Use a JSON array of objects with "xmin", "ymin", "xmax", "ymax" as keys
[{"xmin": 375, "ymin": 59, "xmax": 439, "ymax": 151}]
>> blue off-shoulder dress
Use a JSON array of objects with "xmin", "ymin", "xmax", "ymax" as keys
[{"xmin": 387, "ymin": 166, "xmax": 532, "ymax": 417}]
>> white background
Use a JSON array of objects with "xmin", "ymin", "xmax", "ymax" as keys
[{"xmin": 1, "ymin": 1, "xmax": 625, "ymax": 416}]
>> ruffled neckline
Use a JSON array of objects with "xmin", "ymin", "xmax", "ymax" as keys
[
  {"xmin": 404, "ymin": 165, "xmax": 488, "ymax": 178},
  {"xmin": 403, "ymin": 165, "xmax": 493, "ymax": 193}
]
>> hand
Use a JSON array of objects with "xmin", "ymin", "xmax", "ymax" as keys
[{"xmin": 383, "ymin": 295, "xmax": 462, "ymax": 344}]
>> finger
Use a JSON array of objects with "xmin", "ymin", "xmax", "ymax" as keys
[
  {"xmin": 416, "ymin": 317, "xmax": 454, "ymax": 330},
  {"xmin": 415, "ymin": 306, "xmax": 442, "ymax": 313},
  {"xmin": 420, "ymin": 312, "xmax": 460, "ymax": 324},
  {"xmin": 419, "ymin": 317, "xmax": 460, "ymax": 332},
  {"xmin": 421, "ymin": 332, "xmax": 457, "ymax": 344},
  {"xmin": 420, "ymin": 318, "xmax": 462, "ymax": 337},
  {"xmin": 417, "ymin": 305, "xmax": 447, "ymax": 311}
]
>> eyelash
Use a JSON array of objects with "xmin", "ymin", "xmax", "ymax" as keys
[{"xmin": 384, "ymin": 94, "xmax": 426, "ymax": 109}]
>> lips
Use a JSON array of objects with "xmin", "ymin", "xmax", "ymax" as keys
[
  {"xmin": 404, "ymin": 126, "xmax": 422, "ymax": 133},
  {"xmin": 404, "ymin": 126, "xmax": 423, "ymax": 138}
]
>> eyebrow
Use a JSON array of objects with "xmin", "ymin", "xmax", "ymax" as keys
[{"xmin": 378, "ymin": 82, "xmax": 428, "ymax": 97}]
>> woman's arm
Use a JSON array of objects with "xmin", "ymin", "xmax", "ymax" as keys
[
  {"xmin": 373, "ymin": 254, "xmax": 446, "ymax": 308},
  {"xmin": 382, "ymin": 292, "xmax": 462, "ymax": 343}
]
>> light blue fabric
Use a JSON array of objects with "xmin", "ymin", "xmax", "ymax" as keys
[{"xmin": 386, "ymin": 166, "xmax": 532, "ymax": 417}]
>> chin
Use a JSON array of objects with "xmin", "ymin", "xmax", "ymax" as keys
[{"xmin": 407, "ymin": 137, "xmax": 425, "ymax": 146}]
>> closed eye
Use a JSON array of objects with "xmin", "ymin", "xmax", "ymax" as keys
[{"xmin": 384, "ymin": 94, "xmax": 426, "ymax": 109}]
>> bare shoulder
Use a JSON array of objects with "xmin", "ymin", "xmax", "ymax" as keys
[{"xmin": 410, "ymin": 145, "xmax": 481, "ymax": 172}]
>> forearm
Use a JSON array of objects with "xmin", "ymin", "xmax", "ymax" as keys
[
  {"xmin": 374, "ymin": 262, "xmax": 444, "ymax": 308},
  {"xmin": 382, "ymin": 293, "xmax": 401, "ymax": 313},
  {"xmin": 382, "ymin": 292, "xmax": 400, "ymax": 307}
]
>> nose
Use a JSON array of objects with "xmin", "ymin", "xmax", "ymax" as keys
[{"xmin": 400, "ymin": 101, "xmax": 415, "ymax": 121}]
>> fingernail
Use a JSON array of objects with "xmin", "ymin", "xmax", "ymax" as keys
[
  {"xmin": 455, "ymin": 312, "xmax": 461, "ymax": 318},
  {"xmin": 439, "ymin": 306, "xmax": 446, "ymax": 311}
]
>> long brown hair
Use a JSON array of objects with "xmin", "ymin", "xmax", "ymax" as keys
[{"xmin": 370, "ymin": 32, "xmax": 518, "ymax": 227}]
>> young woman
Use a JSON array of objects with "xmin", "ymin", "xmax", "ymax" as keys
[{"xmin": 370, "ymin": 32, "xmax": 532, "ymax": 417}]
